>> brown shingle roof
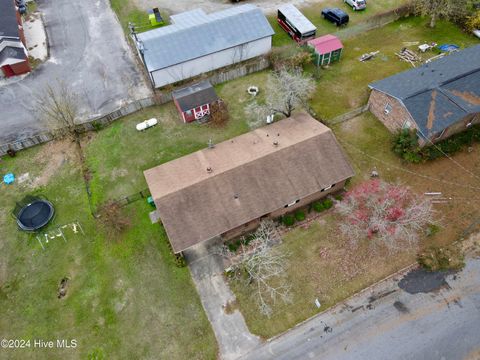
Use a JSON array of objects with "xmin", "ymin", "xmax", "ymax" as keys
[{"xmin": 144, "ymin": 113, "xmax": 354, "ymax": 253}]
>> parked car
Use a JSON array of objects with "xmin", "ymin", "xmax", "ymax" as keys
[
  {"xmin": 321, "ymin": 8, "xmax": 349, "ymax": 26},
  {"xmin": 344, "ymin": 0, "xmax": 367, "ymax": 11}
]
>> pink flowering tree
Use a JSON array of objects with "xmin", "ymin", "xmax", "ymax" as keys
[{"xmin": 336, "ymin": 180, "xmax": 436, "ymax": 252}]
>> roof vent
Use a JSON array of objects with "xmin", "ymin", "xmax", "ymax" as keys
[
  {"xmin": 273, "ymin": 141, "xmax": 279, "ymax": 146},
  {"xmin": 206, "ymin": 167, "xmax": 213, "ymax": 173},
  {"xmin": 234, "ymin": 193, "xmax": 239, "ymax": 199}
]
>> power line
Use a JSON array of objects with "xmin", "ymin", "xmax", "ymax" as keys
[
  {"xmin": 415, "ymin": 127, "xmax": 480, "ymax": 186},
  {"xmin": 338, "ymin": 139, "xmax": 480, "ymax": 192}
]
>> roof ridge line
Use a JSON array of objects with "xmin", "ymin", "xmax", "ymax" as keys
[{"xmin": 156, "ymin": 124, "xmax": 332, "ymax": 200}]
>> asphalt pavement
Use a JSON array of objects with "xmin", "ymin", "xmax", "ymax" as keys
[
  {"xmin": 0, "ymin": 0, "xmax": 150, "ymax": 143},
  {"xmin": 241, "ymin": 257, "xmax": 480, "ymax": 360}
]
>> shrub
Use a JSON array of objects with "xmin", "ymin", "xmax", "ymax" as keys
[
  {"xmin": 269, "ymin": 45, "xmax": 311, "ymax": 70},
  {"xmin": 333, "ymin": 194, "xmax": 343, "ymax": 201},
  {"xmin": 322, "ymin": 199, "xmax": 333, "ymax": 210},
  {"xmin": 294, "ymin": 210, "xmax": 306, "ymax": 222},
  {"xmin": 394, "ymin": 124, "xmax": 480, "ymax": 163},
  {"xmin": 282, "ymin": 214, "xmax": 295, "ymax": 227},
  {"xmin": 209, "ymin": 99, "xmax": 229, "ymax": 127},
  {"xmin": 426, "ymin": 223, "xmax": 440, "ymax": 237},
  {"xmin": 465, "ymin": 10, "xmax": 480, "ymax": 32},
  {"xmin": 312, "ymin": 201, "xmax": 324, "ymax": 213},
  {"xmin": 174, "ymin": 254, "xmax": 187, "ymax": 267},
  {"xmin": 393, "ymin": 129, "xmax": 422, "ymax": 163},
  {"xmin": 417, "ymin": 245, "xmax": 464, "ymax": 272}
]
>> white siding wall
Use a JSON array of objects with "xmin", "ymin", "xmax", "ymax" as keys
[{"xmin": 151, "ymin": 36, "xmax": 271, "ymax": 88}]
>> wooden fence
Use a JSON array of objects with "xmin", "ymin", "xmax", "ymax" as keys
[
  {"xmin": 329, "ymin": 104, "xmax": 370, "ymax": 125},
  {"xmin": 0, "ymin": 97, "xmax": 155, "ymax": 156}
]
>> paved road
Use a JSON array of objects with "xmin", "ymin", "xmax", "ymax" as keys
[
  {"xmin": 241, "ymin": 258, "xmax": 480, "ymax": 360},
  {"xmin": 0, "ymin": 0, "xmax": 150, "ymax": 143}
]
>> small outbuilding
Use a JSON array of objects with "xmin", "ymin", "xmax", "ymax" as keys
[
  {"xmin": 308, "ymin": 35, "xmax": 343, "ymax": 66},
  {"xmin": 172, "ymin": 80, "xmax": 219, "ymax": 123},
  {"xmin": 0, "ymin": 0, "xmax": 30, "ymax": 77}
]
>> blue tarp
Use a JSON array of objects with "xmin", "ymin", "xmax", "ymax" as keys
[
  {"xmin": 438, "ymin": 44, "xmax": 459, "ymax": 52},
  {"xmin": 3, "ymin": 173, "xmax": 15, "ymax": 184}
]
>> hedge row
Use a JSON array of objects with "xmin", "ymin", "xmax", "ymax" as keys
[{"xmin": 393, "ymin": 125, "xmax": 480, "ymax": 163}]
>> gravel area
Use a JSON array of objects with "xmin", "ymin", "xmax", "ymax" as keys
[{"xmin": 133, "ymin": 0, "xmax": 323, "ymax": 15}]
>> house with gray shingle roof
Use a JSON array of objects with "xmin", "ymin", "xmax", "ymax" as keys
[
  {"xmin": 368, "ymin": 45, "xmax": 480, "ymax": 145},
  {"xmin": 134, "ymin": 4, "xmax": 274, "ymax": 88}
]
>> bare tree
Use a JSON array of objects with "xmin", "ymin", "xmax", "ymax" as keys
[
  {"xmin": 414, "ymin": 0, "xmax": 469, "ymax": 28},
  {"xmin": 36, "ymin": 81, "xmax": 80, "ymax": 141},
  {"xmin": 336, "ymin": 180, "xmax": 436, "ymax": 253},
  {"xmin": 246, "ymin": 68, "xmax": 316, "ymax": 127},
  {"xmin": 219, "ymin": 221, "xmax": 291, "ymax": 317}
]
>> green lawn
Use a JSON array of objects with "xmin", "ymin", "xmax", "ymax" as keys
[
  {"xmin": 0, "ymin": 144, "xmax": 216, "ymax": 359},
  {"xmin": 308, "ymin": 17, "xmax": 479, "ymax": 120},
  {"xmin": 269, "ymin": 0, "xmax": 410, "ymax": 47},
  {"xmin": 85, "ymin": 71, "xmax": 268, "ymax": 207},
  {"xmin": 109, "ymin": 0, "xmax": 167, "ymax": 33}
]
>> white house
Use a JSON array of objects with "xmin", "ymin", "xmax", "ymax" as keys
[{"xmin": 134, "ymin": 5, "xmax": 274, "ymax": 88}]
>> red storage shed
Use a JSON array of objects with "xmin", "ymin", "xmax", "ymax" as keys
[{"xmin": 172, "ymin": 80, "xmax": 219, "ymax": 123}]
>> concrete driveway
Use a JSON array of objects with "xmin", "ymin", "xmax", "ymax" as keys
[
  {"xmin": 184, "ymin": 239, "xmax": 260, "ymax": 360},
  {"xmin": 240, "ymin": 256, "xmax": 480, "ymax": 360},
  {"xmin": 0, "ymin": 0, "xmax": 150, "ymax": 143}
]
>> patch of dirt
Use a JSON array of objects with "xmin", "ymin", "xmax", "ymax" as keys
[
  {"xmin": 31, "ymin": 139, "xmax": 78, "ymax": 188},
  {"xmin": 223, "ymin": 299, "xmax": 239, "ymax": 315},
  {"xmin": 111, "ymin": 168, "xmax": 129, "ymax": 180},
  {"xmin": 398, "ymin": 268, "xmax": 454, "ymax": 294}
]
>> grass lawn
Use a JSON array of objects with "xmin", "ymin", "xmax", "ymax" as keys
[
  {"xmin": 110, "ymin": 0, "xmax": 167, "ymax": 33},
  {"xmin": 85, "ymin": 71, "xmax": 267, "ymax": 207},
  {"xmin": 0, "ymin": 142, "xmax": 216, "ymax": 358},
  {"xmin": 230, "ymin": 112, "xmax": 480, "ymax": 338},
  {"xmin": 307, "ymin": 17, "xmax": 479, "ymax": 120},
  {"xmin": 269, "ymin": 0, "xmax": 410, "ymax": 47}
]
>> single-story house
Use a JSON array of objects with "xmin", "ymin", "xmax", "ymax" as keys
[
  {"xmin": 0, "ymin": 0, "xmax": 30, "ymax": 77},
  {"xmin": 172, "ymin": 80, "xmax": 219, "ymax": 123},
  {"xmin": 144, "ymin": 113, "xmax": 355, "ymax": 254},
  {"xmin": 308, "ymin": 35, "xmax": 343, "ymax": 66},
  {"xmin": 368, "ymin": 44, "xmax": 480, "ymax": 145},
  {"xmin": 134, "ymin": 4, "xmax": 274, "ymax": 88}
]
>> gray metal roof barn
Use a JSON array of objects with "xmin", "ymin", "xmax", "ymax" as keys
[{"xmin": 134, "ymin": 5, "xmax": 274, "ymax": 88}]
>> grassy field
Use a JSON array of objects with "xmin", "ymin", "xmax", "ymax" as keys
[
  {"xmin": 0, "ymin": 143, "xmax": 216, "ymax": 358},
  {"xmin": 110, "ymin": 0, "xmax": 166, "ymax": 33},
  {"xmin": 85, "ymin": 71, "xmax": 267, "ymax": 207},
  {"xmin": 307, "ymin": 17, "xmax": 479, "ymax": 120},
  {"xmin": 230, "ymin": 112, "xmax": 480, "ymax": 338},
  {"xmin": 269, "ymin": 0, "xmax": 410, "ymax": 47}
]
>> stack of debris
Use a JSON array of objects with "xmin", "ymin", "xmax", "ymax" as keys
[
  {"xmin": 359, "ymin": 51, "xmax": 379, "ymax": 62},
  {"xmin": 395, "ymin": 48, "xmax": 421, "ymax": 67}
]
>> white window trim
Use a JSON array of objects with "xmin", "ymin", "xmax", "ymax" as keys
[
  {"xmin": 286, "ymin": 199, "xmax": 300, "ymax": 207},
  {"xmin": 435, "ymin": 128, "xmax": 446, "ymax": 140},
  {"xmin": 384, "ymin": 103, "xmax": 392, "ymax": 115},
  {"xmin": 402, "ymin": 120, "xmax": 412, "ymax": 129}
]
